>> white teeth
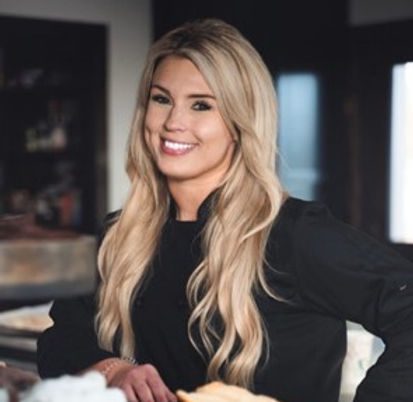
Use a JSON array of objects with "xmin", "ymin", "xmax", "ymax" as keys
[{"xmin": 163, "ymin": 140, "xmax": 195, "ymax": 150}]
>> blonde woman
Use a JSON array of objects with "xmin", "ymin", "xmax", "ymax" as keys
[{"xmin": 38, "ymin": 19, "xmax": 413, "ymax": 402}]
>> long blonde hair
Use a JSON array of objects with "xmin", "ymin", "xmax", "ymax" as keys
[{"xmin": 97, "ymin": 19, "xmax": 285, "ymax": 388}]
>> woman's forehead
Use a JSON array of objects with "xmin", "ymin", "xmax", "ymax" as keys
[{"xmin": 151, "ymin": 56, "xmax": 215, "ymax": 97}]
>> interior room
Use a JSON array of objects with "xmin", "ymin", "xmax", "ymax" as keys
[{"xmin": 0, "ymin": 1, "xmax": 412, "ymax": 401}]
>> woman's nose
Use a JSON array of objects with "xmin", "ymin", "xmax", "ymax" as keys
[{"xmin": 164, "ymin": 106, "xmax": 187, "ymax": 132}]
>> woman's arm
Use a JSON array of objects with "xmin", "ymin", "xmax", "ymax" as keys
[
  {"xmin": 37, "ymin": 293, "xmax": 115, "ymax": 377},
  {"xmin": 87, "ymin": 359, "xmax": 177, "ymax": 402},
  {"xmin": 37, "ymin": 212, "xmax": 120, "ymax": 377},
  {"xmin": 37, "ymin": 294, "xmax": 176, "ymax": 402},
  {"xmin": 291, "ymin": 201, "xmax": 413, "ymax": 402},
  {"xmin": 37, "ymin": 212, "xmax": 176, "ymax": 402}
]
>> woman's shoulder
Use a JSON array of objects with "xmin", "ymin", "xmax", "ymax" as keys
[
  {"xmin": 272, "ymin": 196, "xmax": 400, "ymax": 267},
  {"xmin": 273, "ymin": 196, "xmax": 333, "ymax": 239},
  {"xmin": 266, "ymin": 197, "xmax": 330, "ymax": 267},
  {"xmin": 263, "ymin": 197, "xmax": 335, "ymax": 301},
  {"xmin": 269, "ymin": 196, "xmax": 350, "ymax": 262},
  {"xmin": 278, "ymin": 196, "xmax": 330, "ymax": 222}
]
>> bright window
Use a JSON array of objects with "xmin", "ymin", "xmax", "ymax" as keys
[
  {"xmin": 276, "ymin": 73, "xmax": 321, "ymax": 200},
  {"xmin": 389, "ymin": 63, "xmax": 413, "ymax": 243}
]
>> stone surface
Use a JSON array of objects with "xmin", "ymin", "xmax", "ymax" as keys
[{"xmin": 0, "ymin": 236, "xmax": 97, "ymax": 300}]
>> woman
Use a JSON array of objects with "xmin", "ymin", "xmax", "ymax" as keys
[{"xmin": 37, "ymin": 19, "xmax": 413, "ymax": 402}]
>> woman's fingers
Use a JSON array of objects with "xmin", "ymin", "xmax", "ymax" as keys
[
  {"xmin": 122, "ymin": 383, "xmax": 140, "ymax": 402},
  {"xmin": 132, "ymin": 380, "xmax": 155, "ymax": 402},
  {"xmin": 145, "ymin": 366, "xmax": 177, "ymax": 402},
  {"xmin": 166, "ymin": 388, "xmax": 178, "ymax": 402},
  {"xmin": 111, "ymin": 363, "xmax": 175, "ymax": 402}
]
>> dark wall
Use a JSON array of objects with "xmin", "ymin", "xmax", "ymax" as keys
[
  {"xmin": 153, "ymin": 0, "xmax": 348, "ymax": 68},
  {"xmin": 349, "ymin": 21, "xmax": 413, "ymax": 260}
]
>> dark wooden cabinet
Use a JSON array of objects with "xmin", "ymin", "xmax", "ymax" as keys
[{"xmin": 0, "ymin": 15, "xmax": 107, "ymax": 234}]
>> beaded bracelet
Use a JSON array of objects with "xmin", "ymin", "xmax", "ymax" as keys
[{"xmin": 100, "ymin": 357, "xmax": 138, "ymax": 380}]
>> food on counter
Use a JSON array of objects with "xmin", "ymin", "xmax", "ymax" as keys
[
  {"xmin": 177, "ymin": 381, "xmax": 281, "ymax": 402},
  {"xmin": 0, "ymin": 304, "xmax": 53, "ymax": 333},
  {"xmin": 19, "ymin": 372, "xmax": 126, "ymax": 402}
]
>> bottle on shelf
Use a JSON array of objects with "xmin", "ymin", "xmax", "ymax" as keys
[
  {"xmin": 49, "ymin": 99, "xmax": 68, "ymax": 151},
  {"xmin": 24, "ymin": 99, "xmax": 70, "ymax": 153}
]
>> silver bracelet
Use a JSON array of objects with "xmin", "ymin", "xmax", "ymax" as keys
[{"xmin": 121, "ymin": 356, "xmax": 138, "ymax": 365}]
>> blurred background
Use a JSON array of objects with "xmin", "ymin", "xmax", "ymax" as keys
[
  {"xmin": 0, "ymin": 1, "xmax": 412, "ymax": 400},
  {"xmin": 1, "ymin": 0, "xmax": 412, "ymax": 254}
]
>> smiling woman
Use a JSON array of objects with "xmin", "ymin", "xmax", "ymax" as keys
[
  {"xmin": 144, "ymin": 56, "xmax": 235, "ymax": 219},
  {"xmin": 37, "ymin": 18, "xmax": 413, "ymax": 402}
]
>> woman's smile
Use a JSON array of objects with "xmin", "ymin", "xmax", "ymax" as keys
[{"xmin": 160, "ymin": 138, "xmax": 198, "ymax": 155}]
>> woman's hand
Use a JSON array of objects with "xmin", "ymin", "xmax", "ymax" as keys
[{"xmin": 99, "ymin": 359, "xmax": 177, "ymax": 402}]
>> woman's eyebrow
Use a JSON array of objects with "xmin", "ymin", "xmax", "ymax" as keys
[
  {"xmin": 188, "ymin": 93, "xmax": 216, "ymax": 99},
  {"xmin": 151, "ymin": 84, "xmax": 170, "ymax": 94},
  {"xmin": 151, "ymin": 84, "xmax": 215, "ymax": 99}
]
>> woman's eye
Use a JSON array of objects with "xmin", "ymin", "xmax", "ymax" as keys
[
  {"xmin": 192, "ymin": 101, "xmax": 212, "ymax": 111},
  {"xmin": 151, "ymin": 94, "xmax": 170, "ymax": 105}
]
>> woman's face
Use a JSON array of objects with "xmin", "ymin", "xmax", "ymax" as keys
[{"xmin": 144, "ymin": 56, "xmax": 235, "ymax": 190}]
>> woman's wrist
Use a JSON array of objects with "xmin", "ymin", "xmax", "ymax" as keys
[{"xmin": 97, "ymin": 357, "xmax": 138, "ymax": 384}]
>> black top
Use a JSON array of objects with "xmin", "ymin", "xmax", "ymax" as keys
[{"xmin": 37, "ymin": 197, "xmax": 413, "ymax": 402}]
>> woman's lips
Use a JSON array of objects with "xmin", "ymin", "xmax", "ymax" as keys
[{"xmin": 161, "ymin": 139, "xmax": 197, "ymax": 155}]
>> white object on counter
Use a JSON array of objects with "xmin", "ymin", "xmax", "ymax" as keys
[
  {"xmin": 339, "ymin": 323, "xmax": 384, "ymax": 402},
  {"xmin": 19, "ymin": 371, "xmax": 126, "ymax": 402},
  {"xmin": 0, "ymin": 389, "xmax": 8, "ymax": 402}
]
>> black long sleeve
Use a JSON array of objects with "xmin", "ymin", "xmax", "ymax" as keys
[
  {"xmin": 37, "ymin": 213, "xmax": 120, "ymax": 378},
  {"xmin": 37, "ymin": 293, "xmax": 115, "ymax": 377},
  {"xmin": 288, "ymin": 199, "xmax": 413, "ymax": 401}
]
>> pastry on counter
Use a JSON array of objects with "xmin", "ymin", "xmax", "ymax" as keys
[{"xmin": 177, "ymin": 382, "xmax": 281, "ymax": 402}]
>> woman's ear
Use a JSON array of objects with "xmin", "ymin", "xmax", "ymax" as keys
[{"xmin": 232, "ymin": 125, "xmax": 241, "ymax": 143}]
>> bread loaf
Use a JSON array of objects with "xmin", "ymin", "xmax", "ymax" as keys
[{"xmin": 176, "ymin": 381, "xmax": 281, "ymax": 402}]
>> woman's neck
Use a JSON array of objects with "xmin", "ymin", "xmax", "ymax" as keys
[{"xmin": 168, "ymin": 181, "xmax": 217, "ymax": 221}]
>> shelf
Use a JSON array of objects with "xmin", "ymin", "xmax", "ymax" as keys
[{"xmin": 0, "ymin": 15, "xmax": 107, "ymax": 234}]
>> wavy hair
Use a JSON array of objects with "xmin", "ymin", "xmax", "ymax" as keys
[{"xmin": 96, "ymin": 19, "xmax": 285, "ymax": 388}]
